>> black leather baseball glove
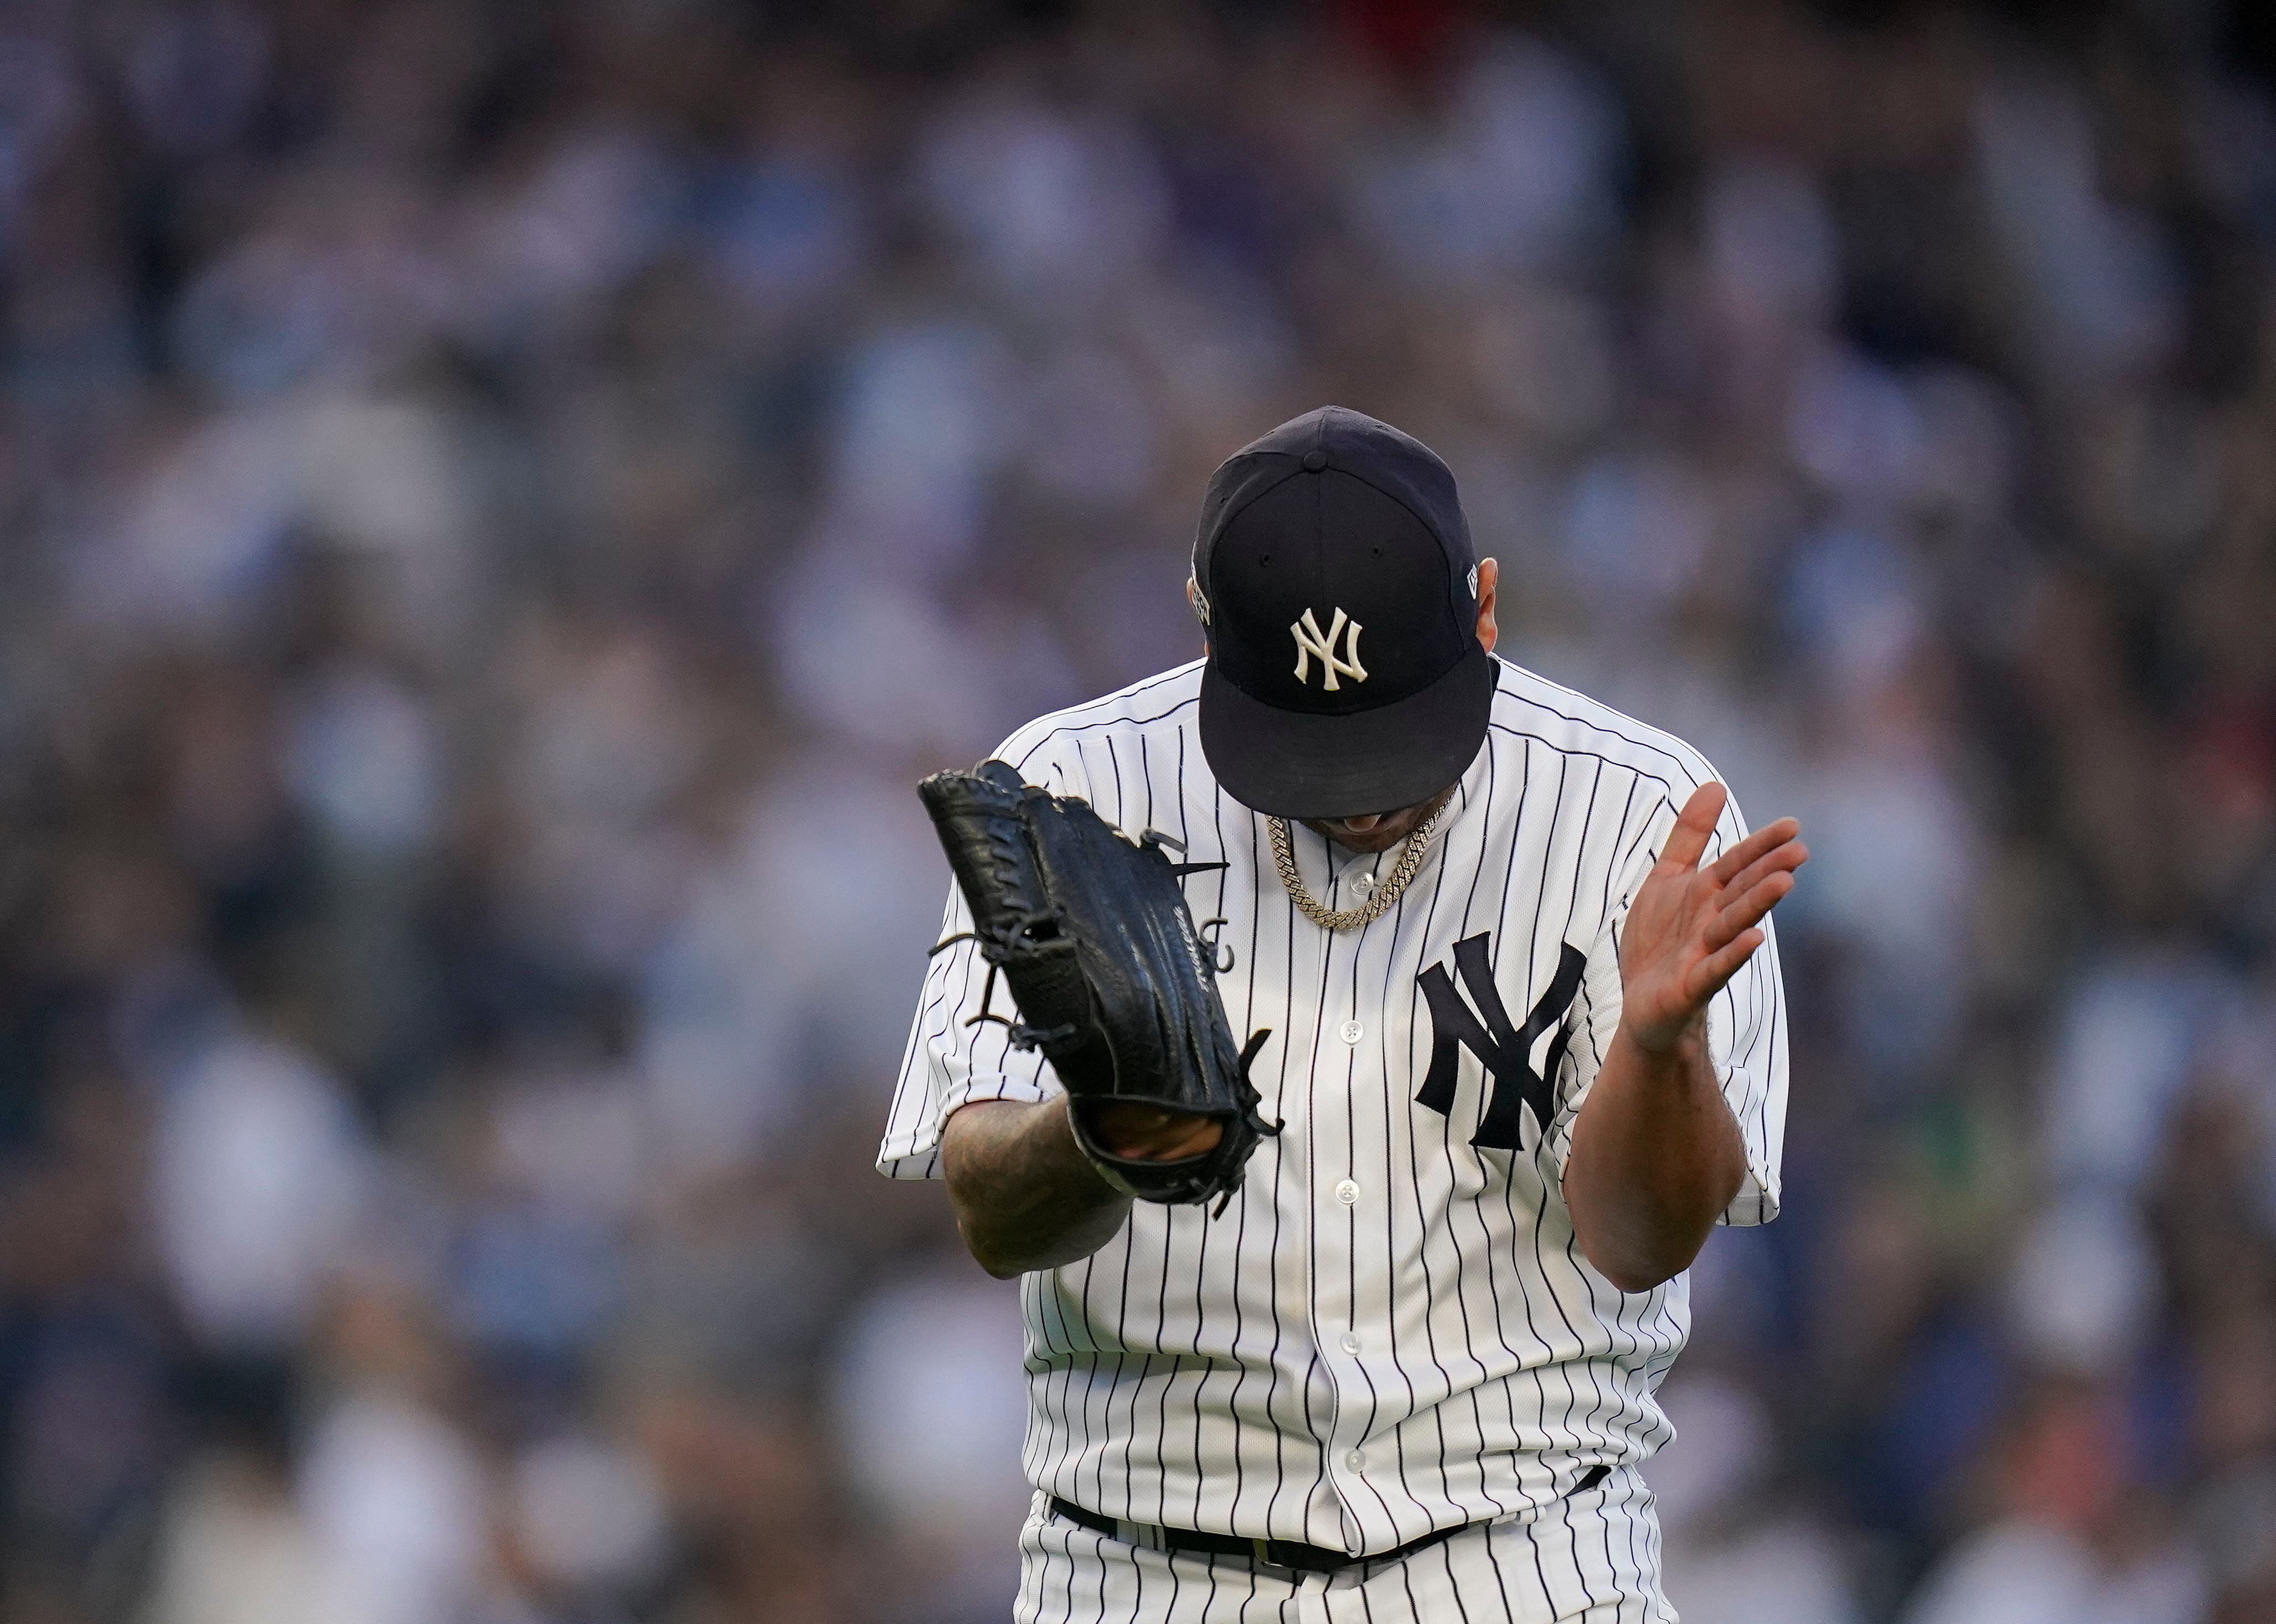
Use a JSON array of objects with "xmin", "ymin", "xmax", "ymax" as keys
[{"xmin": 918, "ymin": 759, "xmax": 1277, "ymax": 1212}]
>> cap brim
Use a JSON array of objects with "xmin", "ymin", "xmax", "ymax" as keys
[{"xmin": 1199, "ymin": 642, "xmax": 1496, "ymax": 820}]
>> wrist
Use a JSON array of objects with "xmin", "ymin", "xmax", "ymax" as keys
[
  {"xmin": 1077, "ymin": 1096, "xmax": 1225, "ymax": 1161},
  {"xmin": 1617, "ymin": 1011, "xmax": 1708, "ymax": 1062}
]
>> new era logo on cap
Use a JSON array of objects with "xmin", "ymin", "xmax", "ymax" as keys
[{"xmin": 1193, "ymin": 407, "xmax": 1496, "ymax": 821}]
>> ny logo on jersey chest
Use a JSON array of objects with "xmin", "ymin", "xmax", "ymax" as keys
[{"xmin": 1415, "ymin": 934, "xmax": 1586, "ymax": 1151}]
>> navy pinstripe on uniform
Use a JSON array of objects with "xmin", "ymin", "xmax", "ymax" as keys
[{"xmin": 879, "ymin": 656, "xmax": 1785, "ymax": 1620}]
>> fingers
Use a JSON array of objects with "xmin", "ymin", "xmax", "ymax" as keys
[
  {"xmin": 1141, "ymin": 1118, "xmax": 1225, "ymax": 1160},
  {"xmin": 1656, "ymin": 782, "xmax": 1728, "ymax": 874},
  {"xmin": 1707, "ymin": 817, "xmax": 1802, "ymax": 886},
  {"xmin": 1702, "ymin": 869, "xmax": 1796, "ymax": 950},
  {"xmin": 1090, "ymin": 1101, "xmax": 1224, "ymax": 1161},
  {"xmin": 1685, "ymin": 927, "xmax": 1765, "ymax": 1003},
  {"xmin": 1717, "ymin": 836, "xmax": 1809, "ymax": 902}
]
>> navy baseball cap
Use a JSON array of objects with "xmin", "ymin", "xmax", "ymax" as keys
[{"xmin": 1193, "ymin": 406, "xmax": 1495, "ymax": 820}]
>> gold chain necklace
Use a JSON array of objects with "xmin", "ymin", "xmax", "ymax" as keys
[{"xmin": 1267, "ymin": 801, "xmax": 1447, "ymax": 932}]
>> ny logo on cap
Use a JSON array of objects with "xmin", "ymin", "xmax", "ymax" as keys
[{"xmin": 1291, "ymin": 607, "xmax": 1367, "ymax": 690}]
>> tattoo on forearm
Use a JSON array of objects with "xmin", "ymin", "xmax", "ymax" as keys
[{"xmin": 946, "ymin": 1100, "xmax": 1131, "ymax": 1274}]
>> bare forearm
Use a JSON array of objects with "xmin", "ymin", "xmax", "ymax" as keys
[
  {"xmin": 941, "ymin": 1097, "xmax": 1133, "ymax": 1278},
  {"xmin": 1562, "ymin": 1024, "xmax": 1747, "ymax": 1292}
]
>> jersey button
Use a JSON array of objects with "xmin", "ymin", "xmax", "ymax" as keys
[
  {"xmin": 1338, "ymin": 1333, "xmax": 1361, "ymax": 1354},
  {"xmin": 1333, "ymin": 1179, "xmax": 1360, "ymax": 1205},
  {"xmin": 1339, "ymin": 1020, "xmax": 1364, "ymax": 1044},
  {"xmin": 1346, "ymin": 1450, "xmax": 1366, "ymax": 1471}
]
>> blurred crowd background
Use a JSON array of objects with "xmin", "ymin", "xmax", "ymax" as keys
[{"xmin": 1, "ymin": 0, "xmax": 2273, "ymax": 1621}]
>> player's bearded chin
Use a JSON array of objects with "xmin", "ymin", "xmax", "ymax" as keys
[{"xmin": 1302, "ymin": 784, "xmax": 1457, "ymax": 853}]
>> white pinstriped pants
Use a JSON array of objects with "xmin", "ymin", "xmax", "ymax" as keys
[{"xmin": 1014, "ymin": 1467, "xmax": 1675, "ymax": 1623}]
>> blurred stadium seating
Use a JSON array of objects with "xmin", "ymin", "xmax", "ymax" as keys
[{"xmin": 0, "ymin": 2, "xmax": 2271, "ymax": 1621}]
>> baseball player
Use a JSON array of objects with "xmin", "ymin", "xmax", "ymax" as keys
[{"xmin": 879, "ymin": 406, "xmax": 1803, "ymax": 1622}]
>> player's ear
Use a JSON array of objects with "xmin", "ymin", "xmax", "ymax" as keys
[
  {"xmin": 1188, "ymin": 574, "xmax": 1212, "ymax": 656},
  {"xmin": 1474, "ymin": 558, "xmax": 1499, "ymax": 655}
]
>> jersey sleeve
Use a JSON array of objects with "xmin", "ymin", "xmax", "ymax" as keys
[
  {"xmin": 1542, "ymin": 778, "xmax": 1788, "ymax": 1227},
  {"xmin": 875, "ymin": 730, "xmax": 1087, "ymax": 1181}
]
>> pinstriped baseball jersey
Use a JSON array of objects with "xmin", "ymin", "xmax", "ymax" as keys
[{"xmin": 878, "ymin": 654, "xmax": 1787, "ymax": 1560}]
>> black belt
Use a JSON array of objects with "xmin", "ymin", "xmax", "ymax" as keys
[{"xmin": 1049, "ymin": 1463, "xmax": 1611, "ymax": 1574}]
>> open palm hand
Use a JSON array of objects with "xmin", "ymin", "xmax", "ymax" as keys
[{"xmin": 1618, "ymin": 783, "xmax": 1807, "ymax": 1054}]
